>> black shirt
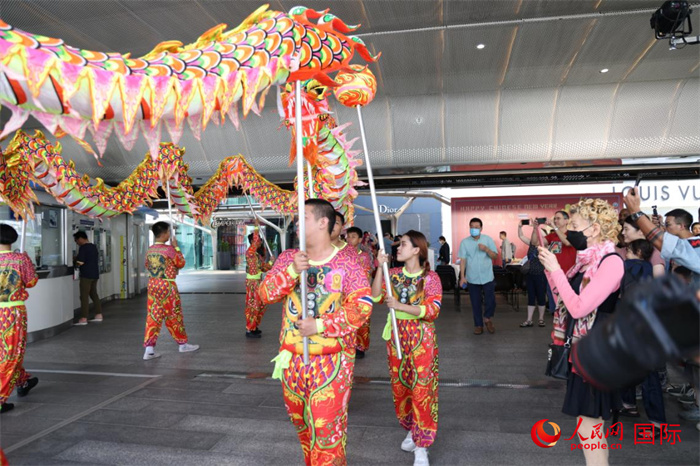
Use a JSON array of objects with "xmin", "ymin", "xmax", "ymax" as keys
[
  {"xmin": 76, "ymin": 243, "xmax": 99, "ymax": 279},
  {"xmin": 439, "ymin": 242, "xmax": 451, "ymax": 264}
]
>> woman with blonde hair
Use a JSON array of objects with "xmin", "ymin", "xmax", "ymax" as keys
[{"xmin": 538, "ymin": 198, "xmax": 624, "ymax": 466}]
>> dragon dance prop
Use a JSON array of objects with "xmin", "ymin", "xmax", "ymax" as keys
[
  {"xmin": 0, "ymin": 124, "xmax": 360, "ymax": 225},
  {"xmin": 0, "ymin": 5, "xmax": 377, "ymax": 161},
  {"xmin": 0, "ymin": 5, "xmax": 374, "ymax": 227},
  {"xmin": 0, "ymin": 4, "xmax": 389, "ymax": 370}
]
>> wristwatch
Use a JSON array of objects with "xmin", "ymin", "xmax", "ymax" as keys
[{"xmin": 629, "ymin": 211, "xmax": 647, "ymax": 222}]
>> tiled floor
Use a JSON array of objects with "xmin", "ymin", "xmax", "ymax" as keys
[{"xmin": 2, "ymin": 271, "xmax": 698, "ymax": 465}]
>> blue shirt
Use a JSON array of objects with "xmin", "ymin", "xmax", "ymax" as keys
[
  {"xmin": 383, "ymin": 237, "xmax": 393, "ymax": 253},
  {"xmin": 661, "ymin": 233, "xmax": 700, "ymax": 286},
  {"xmin": 458, "ymin": 235, "xmax": 497, "ymax": 285}
]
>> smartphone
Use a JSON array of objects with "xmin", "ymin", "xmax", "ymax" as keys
[
  {"xmin": 652, "ymin": 205, "xmax": 659, "ymax": 217},
  {"xmin": 521, "ymin": 219, "xmax": 530, "ymax": 226},
  {"xmin": 634, "ymin": 175, "xmax": 642, "ymax": 188},
  {"xmin": 536, "ymin": 217, "xmax": 547, "ymax": 225}
]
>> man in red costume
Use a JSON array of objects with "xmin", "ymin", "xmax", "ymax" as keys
[
  {"xmin": 245, "ymin": 222, "xmax": 272, "ymax": 338},
  {"xmin": 142, "ymin": 222, "xmax": 199, "ymax": 360},
  {"xmin": 259, "ymin": 199, "xmax": 373, "ymax": 465},
  {"xmin": 346, "ymin": 226, "xmax": 374, "ymax": 358}
]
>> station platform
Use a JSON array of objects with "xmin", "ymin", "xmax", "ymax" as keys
[{"xmin": 2, "ymin": 270, "xmax": 697, "ymax": 465}]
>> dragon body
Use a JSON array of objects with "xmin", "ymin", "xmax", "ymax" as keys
[
  {"xmin": 0, "ymin": 5, "xmax": 376, "ymax": 159},
  {"xmin": 0, "ymin": 6, "xmax": 376, "ymax": 224}
]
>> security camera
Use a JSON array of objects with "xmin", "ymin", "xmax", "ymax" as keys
[{"xmin": 650, "ymin": 1, "xmax": 699, "ymax": 49}]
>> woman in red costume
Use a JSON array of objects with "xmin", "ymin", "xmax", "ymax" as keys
[{"xmin": 372, "ymin": 230, "xmax": 441, "ymax": 466}]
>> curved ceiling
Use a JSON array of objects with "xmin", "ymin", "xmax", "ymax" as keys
[{"xmin": 1, "ymin": 1, "xmax": 699, "ymax": 185}]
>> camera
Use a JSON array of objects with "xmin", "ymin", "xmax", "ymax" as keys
[
  {"xmin": 521, "ymin": 219, "xmax": 530, "ymax": 226},
  {"xmin": 536, "ymin": 217, "xmax": 547, "ymax": 225},
  {"xmin": 572, "ymin": 275, "xmax": 699, "ymax": 391}
]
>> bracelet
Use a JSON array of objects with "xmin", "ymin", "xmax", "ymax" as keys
[{"xmin": 646, "ymin": 227, "xmax": 662, "ymax": 243}]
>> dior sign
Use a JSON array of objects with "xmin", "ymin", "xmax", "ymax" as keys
[{"xmin": 211, "ymin": 218, "xmax": 237, "ymax": 228}]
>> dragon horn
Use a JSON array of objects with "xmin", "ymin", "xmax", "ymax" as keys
[
  {"xmin": 310, "ymin": 73, "xmax": 340, "ymax": 88},
  {"xmin": 318, "ymin": 13, "xmax": 360, "ymax": 33},
  {"xmin": 350, "ymin": 36, "xmax": 381, "ymax": 62},
  {"xmin": 289, "ymin": 6, "xmax": 328, "ymax": 20}
]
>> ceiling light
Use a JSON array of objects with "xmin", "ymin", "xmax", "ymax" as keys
[
  {"xmin": 600, "ymin": 68, "xmax": 609, "ymax": 73},
  {"xmin": 476, "ymin": 44, "xmax": 486, "ymax": 49}
]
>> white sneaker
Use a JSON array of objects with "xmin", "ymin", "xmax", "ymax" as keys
[
  {"xmin": 413, "ymin": 447, "xmax": 429, "ymax": 466},
  {"xmin": 401, "ymin": 431, "xmax": 416, "ymax": 452},
  {"xmin": 179, "ymin": 343, "xmax": 200, "ymax": 353},
  {"xmin": 143, "ymin": 351, "xmax": 161, "ymax": 360}
]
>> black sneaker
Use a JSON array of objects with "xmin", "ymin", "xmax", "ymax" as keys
[
  {"xmin": 17, "ymin": 377, "xmax": 38, "ymax": 397},
  {"xmin": 245, "ymin": 331, "xmax": 261, "ymax": 339},
  {"xmin": 252, "ymin": 329, "xmax": 262, "ymax": 335},
  {"xmin": 0, "ymin": 403, "xmax": 14, "ymax": 414},
  {"xmin": 356, "ymin": 350, "xmax": 365, "ymax": 359}
]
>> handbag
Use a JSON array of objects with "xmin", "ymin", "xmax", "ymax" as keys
[{"xmin": 545, "ymin": 315, "xmax": 575, "ymax": 380}]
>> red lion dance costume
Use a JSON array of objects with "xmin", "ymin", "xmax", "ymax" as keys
[
  {"xmin": 259, "ymin": 248, "xmax": 373, "ymax": 465},
  {"xmin": 374, "ymin": 267, "xmax": 442, "ymax": 449}
]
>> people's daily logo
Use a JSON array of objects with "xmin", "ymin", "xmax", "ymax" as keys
[{"xmin": 531, "ymin": 419, "xmax": 562, "ymax": 448}]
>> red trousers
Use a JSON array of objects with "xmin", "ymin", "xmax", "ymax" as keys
[
  {"xmin": 355, "ymin": 318, "xmax": 370, "ymax": 352},
  {"xmin": 245, "ymin": 279, "xmax": 267, "ymax": 332},
  {"xmin": 283, "ymin": 351, "xmax": 355, "ymax": 466},
  {"xmin": 0, "ymin": 306, "xmax": 31, "ymax": 404},
  {"xmin": 144, "ymin": 280, "xmax": 188, "ymax": 347},
  {"xmin": 387, "ymin": 321, "xmax": 439, "ymax": 448}
]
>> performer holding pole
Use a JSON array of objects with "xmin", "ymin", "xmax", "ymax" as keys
[
  {"xmin": 259, "ymin": 198, "xmax": 373, "ymax": 465},
  {"xmin": 244, "ymin": 219, "xmax": 272, "ymax": 339},
  {"xmin": 333, "ymin": 66, "xmax": 402, "ymax": 359},
  {"xmin": 371, "ymin": 231, "xmax": 441, "ymax": 466}
]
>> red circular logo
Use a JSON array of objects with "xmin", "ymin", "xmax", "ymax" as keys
[{"xmin": 531, "ymin": 419, "xmax": 562, "ymax": 448}]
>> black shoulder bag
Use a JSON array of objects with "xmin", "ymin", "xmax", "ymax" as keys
[{"xmin": 545, "ymin": 315, "xmax": 575, "ymax": 380}]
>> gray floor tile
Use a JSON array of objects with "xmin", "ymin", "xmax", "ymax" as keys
[
  {"xmin": 5, "ymin": 273, "xmax": 697, "ymax": 466},
  {"xmin": 55, "ymin": 440, "xmax": 274, "ymax": 466},
  {"xmin": 77, "ymin": 410, "xmax": 188, "ymax": 429}
]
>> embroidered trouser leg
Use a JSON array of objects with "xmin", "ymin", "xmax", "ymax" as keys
[
  {"xmin": 0, "ymin": 306, "xmax": 29, "ymax": 404},
  {"xmin": 144, "ymin": 280, "xmax": 188, "ymax": 347},
  {"xmin": 245, "ymin": 279, "xmax": 267, "ymax": 332},
  {"xmin": 387, "ymin": 322, "xmax": 439, "ymax": 448},
  {"xmin": 282, "ymin": 352, "xmax": 355, "ymax": 466}
]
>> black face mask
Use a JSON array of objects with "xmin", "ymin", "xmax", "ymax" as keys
[{"xmin": 567, "ymin": 230, "xmax": 589, "ymax": 251}]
